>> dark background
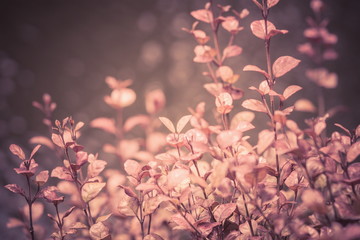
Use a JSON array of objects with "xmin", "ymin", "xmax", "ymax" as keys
[{"xmin": 0, "ymin": 0, "xmax": 359, "ymax": 238}]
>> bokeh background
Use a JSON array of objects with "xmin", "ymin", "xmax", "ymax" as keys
[{"xmin": 0, "ymin": 0, "xmax": 359, "ymax": 238}]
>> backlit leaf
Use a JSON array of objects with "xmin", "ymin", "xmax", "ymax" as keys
[
  {"xmin": 51, "ymin": 167, "xmax": 73, "ymax": 181},
  {"xmin": 124, "ymin": 159, "xmax": 141, "ymax": 178},
  {"xmin": 347, "ymin": 141, "xmax": 360, "ymax": 163},
  {"xmin": 90, "ymin": 117, "xmax": 116, "ymax": 134},
  {"xmin": 176, "ymin": 115, "xmax": 192, "ymax": 133},
  {"xmin": 243, "ymin": 65, "xmax": 269, "ymax": 79},
  {"xmin": 294, "ymin": 99, "xmax": 316, "ymax": 112},
  {"xmin": 257, "ymin": 129, "xmax": 275, "ymax": 154},
  {"xmin": 242, "ymin": 99, "xmax": 267, "ymax": 113},
  {"xmin": 81, "ymin": 182, "xmax": 106, "ymax": 203},
  {"xmin": 283, "ymin": 85, "xmax": 302, "ymax": 100},
  {"xmin": 29, "ymin": 144, "xmax": 41, "ymax": 160},
  {"xmin": 250, "ymin": 20, "xmax": 276, "ymax": 39},
  {"xmin": 272, "ymin": 56, "xmax": 300, "ymax": 78},
  {"xmin": 190, "ymin": 9, "xmax": 213, "ymax": 23},
  {"xmin": 89, "ymin": 222, "xmax": 110, "ymax": 239},
  {"xmin": 217, "ymin": 130, "xmax": 242, "ymax": 149},
  {"xmin": 223, "ymin": 45, "xmax": 243, "ymax": 59},
  {"xmin": 267, "ymin": 0, "xmax": 280, "ymax": 8},
  {"xmin": 159, "ymin": 117, "xmax": 176, "ymax": 133},
  {"xmin": 5, "ymin": 184, "xmax": 26, "ymax": 197},
  {"xmin": 9, "ymin": 144, "xmax": 26, "ymax": 160},
  {"xmin": 167, "ymin": 169, "xmax": 189, "ymax": 190},
  {"xmin": 213, "ymin": 203, "xmax": 236, "ymax": 222}
]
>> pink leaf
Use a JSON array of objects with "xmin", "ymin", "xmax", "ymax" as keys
[
  {"xmin": 89, "ymin": 222, "xmax": 110, "ymax": 239},
  {"xmin": 176, "ymin": 115, "xmax": 192, "ymax": 133},
  {"xmin": 257, "ymin": 129, "xmax": 275, "ymax": 154},
  {"xmin": 216, "ymin": 130, "xmax": 242, "ymax": 149},
  {"xmin": 51, "ymin": 133, "xmax": 64, "ymax": 148},
  {"xmin": 190, "ymin": 9, "xmax": 213, "ymax": 23},
  {"xmin": 272, "ymin": 56, "xmax": 300, "ymax": 78},
  {"xmin": 223, "ymin": 45, "xmax": 242, "ymax": 59},
  {"xmin": 250, "ymin": 20, "xmax": 276, "ymax": 39},
  {"xmin": 213, "ymin": 203, "xmax": 237, "ymax": 222},
  {"xmin": 216, "ymin": 66, "xmax": 233, "ymax": 82},
  {"xmin": 35, "ymin": 170, "xmax": 49, "ymax": 186},
  {"xmin": 29, "ymin": 136, "xmax": 54, "ymax": 150},
  {"xmin": 9, "ymin": 144, "xmax": 26, "ymax": 160},
  {"xmin": 347, "ymin": 142, "xmax": 360, "ymax": 163},
  {"xmin": 87, "ymin": 159, "xmax": 107, "ymax": 178},
  {"xmin": 243, "ymin": 65, "xmax": 269, "ymax": 79},
  {"xmin": 171, "ymin": 213, "xmax": 195, "ymax": 231},
  {"xmin": 159, "ymin": 117, "xmax": 176, "ymax": 133},
  {"xmin": 124, "ymin": 114, "xmax": 150, "ymax": 132},
  {"xmin": 90, "ymin": 117, "xmax": 116, "ymax": 134},
  {"xmin": 242, "ymin": 99, "xmax": 267, "ymax": 113},
  {"xmin": 51, "ymin": 167, "xmax": 73, "ymax": 181},
  {"xmin": 167, "ymin": 169, "xmax": 189, "ymax": 190},
  {"xmin": 5, "ymin": 184, "xmax": 26, "ymax": 197},
  {"xmin": 283, "ymin": 85, "xmax": 302, "ymax": 100},
  {"xmin": 124, "ymin": 159, "xmax": 142, "ymax": 178},
  {"xmin": 294, "ymin": 99, "xmax": 316, "ymax": 112},
  {"xmin": 267, "ymin": 0, "xmax": 280, "ymax": 8},
  {"xmin": 29, "ymin": 145, "xmax": 41, "ymax": 160},
  {"xmin": 81, "ymin": 182, "xmax": 106, "ymax": 203},
  {"xmin": 301, "ymin": 189, "xmax": 327, "ymax": 213}
]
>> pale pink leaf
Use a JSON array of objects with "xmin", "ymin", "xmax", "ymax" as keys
[
  {"xmin": 29, "ymin": 136, "xmax": 54, "ymax": 150},
  {"xmin": 88, "ymin": 160, "xmax": 107, "ymax": 178},
  {"xmin": 51, "ymin": 133, "xmax": 64, "ymax": 148},
  {"xmin": 167, "ymin": 169, "xmax": 189, "ymax": 190},
  {"xmin": 51, "ymin": 167, "xmax": 73, "ymax": 181},
  {"xmin": 35, "ymin": 170, "xmax": 49, "ymax": 186},
  {"xmin": 171, "ymin": 213, "xmax": 195, "ymax": 231},
  {"xmin": 272, "ymin": 56, "xmax": 300, "ymax": 78},
  {"xmin": 29, "ymin": 144, "xmax": 41, "ymax": 160},
  {"xmin": 242, "ymin": 99, "xmax": 267, "ymax": 113},
  {"xmin": 217, "ymin": 130, "xmax": 242, "ymax": 149},
  {"xmin": 216, "ymin": 66, "xmax": 233, "ymax": 82},
  {"xmin": 95, "ymin": 214, "xmax": 112, "ymax": 224},
  {"xmin": 159, "ymin": 117, "xmax": 176, "ymax": 133},
  {"xmin": 267, "ymin": 0, "xmax": 280, "ymax": 8},
  {"xmin": 176, "ymin": 115, "xmax": 192, "ymax": 133},
  {"xmin": 213, "ymin": 203, "xmax": 237, "ymax": 222},
  {"xmin": 89, "ymin": 222, "xmax": 110, "ymax": 239},
  {"xmin": 257, "ymin": 129, "xmax": 275, "ymax": 154},
  {"xmin": 81, "ymin": 182, "xmax": 106, "ymax": 203},
  {"xmin": 347, "ymin": 142, "xmax": 360, "ymax": 163},
  {"xmin": 243, "ymin": 65, "xmax": 269, "ymax": 79},
  {"xmin": 5, "ymin": 184, "xmax": 26, "ymax": 196},
  {"xmin": 250, "ymin": 20, "xmax": 276, "ymax": 39},
  {"xmin": 223, "ymin": 45, "xmax": 242, "ymax": 59},
  {"xmin": 294, "ymin": 99, "xmax": 316, "ymax": 112},
  {"xmin": 90, "ymin": 117, "xmax": 116, "ymax": 134},
  {"xmin": 283, "ymin": 85, "xmax": 302, "ymax": 100},
  {"xmin": 301, "ymin": 189, "xmax": 327, "ymax": 213},
  {"xmin": 124, "ymin": 115, "xmax": 150, "ymax": 132},
  {"xmin": 124, "ymin": 159, "xmax": 142, "ymax": 178},
  {"xmin": 9, "ymin": 144, "xmax": 26, "ymax": 160},
  {"xmin": 190, "ymin": 9, "xmax": 213, "ymax": 23}
]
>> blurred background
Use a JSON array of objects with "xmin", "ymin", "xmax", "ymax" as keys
[{"xmin": 0, "ymin": 0, "xmax": 359, "ymax": 238}]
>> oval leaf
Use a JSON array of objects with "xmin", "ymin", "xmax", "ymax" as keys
[
  {"xmin": 159, "ymin": 117, "xmax": 176, "ymax": 133},
  {"xmin": 9, "ymin": 144, "xmax": 26, "ymax": 160},
  {"xmin": 242, "ymin": 99, "xmax": 267, "ymax": 113},
  {"xmin": 272, "ymin": 56, "xmax": 300, "ymax": 78},
  {"xmin": 176, "ymin": 115, "xmax": 192, "ymax": 133},
  {"xmin": 81, "ymin": 182, "xmax": 106, "ymax": 203}
]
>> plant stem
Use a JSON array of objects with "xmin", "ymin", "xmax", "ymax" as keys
[
  {"xmin": 55, "ymin": 203, "xmax": 64, "ymax": 240},
  {"xmin": 26, "ymin": 176, "xmax": 35, "ymax": 240}
]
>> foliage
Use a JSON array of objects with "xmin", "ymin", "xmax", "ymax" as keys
[{"xmin": 4, "ymin": 0, "xmax": 360, "ymax": 239}]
